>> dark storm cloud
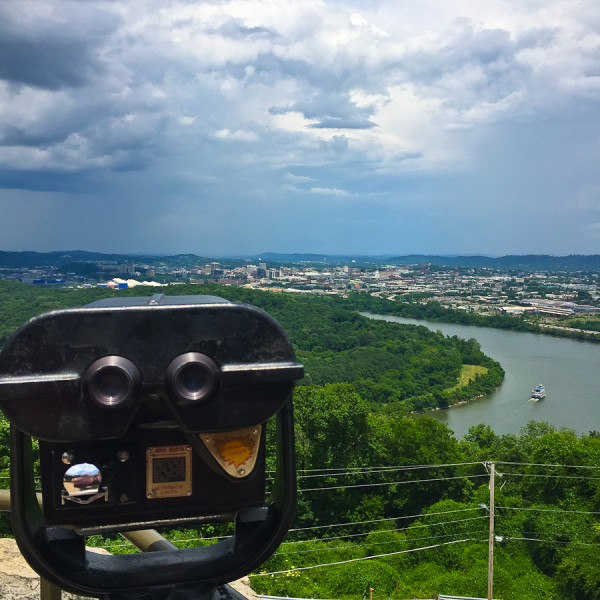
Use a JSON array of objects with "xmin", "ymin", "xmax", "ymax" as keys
[
  {"xmin": 0, "ymin": 0, "xmax": 598, "ymax": 255},
  {"xmin": 0, "ymin": 168, "xmax": 101, "ymax": 193},
  {"xmin": 0, "ymin": 3, "xmax": 119, "ymax": 90},
  {"xmin": 0, "ymin": 37, "xmax": 102, "ymax": 90}
]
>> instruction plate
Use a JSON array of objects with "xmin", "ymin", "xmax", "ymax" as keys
[{"xmin": 146, "ymin": 445, "xmax": 192, "ymax": 499}]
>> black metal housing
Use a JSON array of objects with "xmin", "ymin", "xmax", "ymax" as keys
[{"xmin": 0, "ymin": 294, "xmax": 303, "ymax": 598}]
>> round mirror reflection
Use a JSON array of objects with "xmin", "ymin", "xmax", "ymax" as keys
[{"xmin": 63, "ymin": 463, "xmax": 102, "ymax": 496}]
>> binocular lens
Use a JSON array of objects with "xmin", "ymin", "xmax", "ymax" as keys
[
  {"xmin": 178, "ymin": 363, "xmax": 207, "ymax": 396},
  {"xmin": 97, "ymin": 368, "xmax": 129, "ymax": 400},
  {"xmin": 167, "ymin": 352, "xmax": 219, "ymax": 404},
  {"xmin": 85, "ymin": 356, "xmax": 141, "ymax": 408}
]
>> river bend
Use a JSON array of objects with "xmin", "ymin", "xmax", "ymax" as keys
[{"xmin": 361, "ymin": 313, "xmax": 600, "ymax": 437}]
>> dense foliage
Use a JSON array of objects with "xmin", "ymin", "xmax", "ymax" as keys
[
  {"xmin": 341, "ymin": 292, "xmax": 542, "ymax": 331},
  {"xmin": 0, "ymin": 281, "xmax": 598, "ymax": 599},
  {"xmin": 251, "ymin": 415, "xmax": 600, "ymax": 600},
  {"xmin": 0, "ymin": 281, "xmax": 504, "ymax": 412}
]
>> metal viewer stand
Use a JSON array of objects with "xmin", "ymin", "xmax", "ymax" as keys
[{"xmin": 0, "ymin": 295, "xmax": 303, "ymax": 600}]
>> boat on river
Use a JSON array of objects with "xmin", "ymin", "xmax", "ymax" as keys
[{"xmin": 531, "ymin": 384, "xmax": 546, "ymax": 400}]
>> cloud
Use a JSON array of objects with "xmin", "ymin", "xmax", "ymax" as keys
[
  {"xmin": 0, "ymin": 2, "xmax": 118, "ymax": 90},
  {"xmin": 213, "ymin": 128, "xmax": 259, "ymax": 142},
  {"xmin": 309, "ymin": 118, "xmax": 376, "ymax": 129},
  {"xmin": 283, "ymin": 172, "xmax": 313, "ymax": 183},
  {"xmin": 0, "ymin": 0, "xmax": 598, "ymax": 255},
  {"xmin": 309, "ymin": 186, "xmax": 350, "ymax": 196},
  {"xmin": 2, "ymin": 0, "xmax": 597, "ymax": 179}
]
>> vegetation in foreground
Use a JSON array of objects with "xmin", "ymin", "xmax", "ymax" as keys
[{"xmin": 1, "ymin": 281, "xmax": 599, "ymax": 598}]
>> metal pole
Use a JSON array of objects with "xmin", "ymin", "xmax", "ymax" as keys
[
  {"xmin": 40, "ymin": 577, "xmax": 62, "ymax": 600},
  {"xmin": 121, "ymin": 529, "xmax": 178, "ymax": 552},
  {"xmin": 0, "ymin": 488, "xmax": 43, "ymax": 510},
  {"xmin": 488, "ymin": 462, "xmax": 495, "ymax": 600}
]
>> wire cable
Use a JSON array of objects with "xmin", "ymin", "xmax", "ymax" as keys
[
  {"xmin": 273, "ymin": 531, "xmax": 488, "ymax": 557},
  {"xmin": 297, "ymin": 462, "xmax": 484, "ymax": 480},
  {"xmin": 502, "ymin": 472, "xmax": 600, "ymax": 481},
  {"xmin": 283, "ymin": 516, "xmax": 487, "ymax": 545},
  {"xmin": 294, "ymin": 461, "xmax": 482, "ymax": 475},
  {"xmin": 501, "ymin": 536, "xmax": 600, "ymax": 547},
  {"xmin": 497, "ymin": 461, "xmax": 600, "ymax": 470},
  {"xmin": 288, "ymin": 507, "xmax": 483, "ymax": 533},
  {"xmin": 299, "ymin": 473, "xmax": 488, "ymax": 492},
  {"xmin": 250, "ymin": 539, "xmax": 473, "ymax": 576},
  {"xmin": 497, "ymin": 506, "xmax": 600, "ymax": 516}
]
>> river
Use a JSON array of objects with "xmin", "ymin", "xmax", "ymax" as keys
[{"xmin": 361, "ymin": 313, "xmax": 600, "ymax": 438}]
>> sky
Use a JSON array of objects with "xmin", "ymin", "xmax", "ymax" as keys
[{"xmin": 0, "ymin": 0, "xmax": 599, "ymax": 257}]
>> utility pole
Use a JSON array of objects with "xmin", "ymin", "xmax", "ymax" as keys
[{"xmin": 487, "ymin": 462, "xmax": 495, "ymax": 600}]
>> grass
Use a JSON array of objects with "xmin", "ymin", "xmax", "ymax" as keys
[{"xmin": 447, "ymin": 364, "xmax": 488, "ymax": 392}]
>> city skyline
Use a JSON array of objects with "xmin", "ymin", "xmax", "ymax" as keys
[{"xmin": 1, "ymin": 0, "xmax": 598, "ymax": 257}]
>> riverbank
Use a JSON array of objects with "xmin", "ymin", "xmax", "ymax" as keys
[
  {"xmin": 432, "ymin": 393, "xmax": 487, "ymax": 411},
  {"xmin": 344, "ymin": 294, "xmax": 600, "ymax": 344},
  {"xmin": 363, "ymin": 312, "xmax": 600, "ymax": 436}
]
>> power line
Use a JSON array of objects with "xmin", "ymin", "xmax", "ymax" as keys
[
  {"xmin": 497, "ymin": 461, "xmax": 600, "ymax": 470},
  {"xmin": 502, "ymin": 472, "xmax": 600, "ymax": 481},
  {"xmin": 283, "ymin": 517, "xmax": 487, "ymax": 546},
  {"xmin": 299, "ymin": 473, "xmax": 488, "ymax": 492},
  {"xmin": 293, "ymin": 461, "xmax": 482, "ymax": 475},
  {"xmin": 500, "ymin": 536, "xmax": 600, "ymax": 547},
  {"xmin": 250, "ymin": 539, "xmax": 473, "ymax": 576},
  {"xmin": 274, "ymin": 531, "xmax": 488, "ymax": 557},
  {"xmin": 497, "ymin": 506, "xmax": 600, "ymax": 516},
  {"xmin": 288, "ymin": 507, "xmax": 483, "ymax": 533},
  {"xmin": 105, "ymin": 509, "xmax": 487, "ymax": 549},
  {"xmin": 498, "ymin": 530, "xmax": 599, "ymax": 543},
  {"xmin": 296, "ymin": 462, "xmax": 484, "ymax": 480}
]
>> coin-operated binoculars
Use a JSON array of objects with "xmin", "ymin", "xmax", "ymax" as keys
[{"xmin": 0, "ymin": 294, "xmax": 303, "ymax": 600}]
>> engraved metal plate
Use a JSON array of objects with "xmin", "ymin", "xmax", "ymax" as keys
[
  {"xmin": 146, "ymin": 445, "xmax": 192, "ymax": 499},
  {"xmin": 199, "ymin": 425, "xmax": 261, "ymax": 478}
]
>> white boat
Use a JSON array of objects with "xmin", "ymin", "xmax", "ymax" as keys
[{"xmin": 531, "ymin": 384, "xmax": 546, "ymax": 400}]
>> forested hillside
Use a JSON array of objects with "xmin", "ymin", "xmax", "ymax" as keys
[
  {"xmin": 0, "ymin": 281, "xmax": 598, "ymax": 599},
  {"xmin": 249, "ymin": 418, "xmax": 600, "ymax": 600},
  {"xmin": 0, "ymin": 281, "xmax": 503, "ymax": 412}
]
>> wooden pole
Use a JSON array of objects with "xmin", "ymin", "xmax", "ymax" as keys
[{"xmin": 488, "ymin": 462, "xmax": 495, "ymax": 600}]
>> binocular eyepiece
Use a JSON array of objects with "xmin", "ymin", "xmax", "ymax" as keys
[
  {"xmin": 0, "ymin": 294, "xmax": 303, "ymax": 599},
  {"xmin": 165, "ymin": 352, "xmax": 220, "ymax": 405},
  {"xmin": 85, "ymin": 355, "xmax": 142, "ymax": 408},
  {"xmin": 84, "ymin": 351, "xmax": 221, "ymax": 409}
]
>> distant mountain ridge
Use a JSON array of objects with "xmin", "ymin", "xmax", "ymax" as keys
[
  {"xmin": 388, "ymin": 254, "xmax": 600, "ymax": 271},
  {"xmin": 240, "ymin": 252, "xmax": 600, "ymax": 271},
  {"xmin": 1, "ymin": 250, "xmax": 599, "ymax": 272},
  {"xmin": 0, "ymin": 251, "xmax": 216, "ymax": 269}
]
